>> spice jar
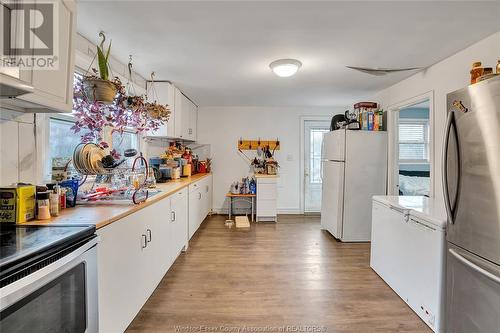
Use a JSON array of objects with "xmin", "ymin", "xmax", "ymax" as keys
[
  {"xmin": 36, "ymin": 192, "xmax": 51, "ymax": 220},
  {"xmin": 60, "ymin": 188, "xmax": 67, "ymax": 209},
  {"xmin": 470, "ymin": 62, "xmax": 484, "ymax": 84}
]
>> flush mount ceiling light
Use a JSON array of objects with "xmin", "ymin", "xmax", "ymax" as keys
[{"xmin": 270, "ymin": 59, "xmax": 302, "ymax": 77}]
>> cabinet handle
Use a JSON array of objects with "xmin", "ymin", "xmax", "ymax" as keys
[
  {"xmin": 147, "ymin": 229, "xmax": 152, "ymax": 242},
  {"xmin": 171, "ymin": 211, "xmax": 176, "ymax": 222},
  {"xmin": 141, "ymin": 234, "xmax": 147, "ymax": 249},
  {"xmin": 206, "ymin": 185, "xmax": 209, "ymax": 193},
  {"xmin": 198, "ymin": 192, "xmax": 202, "ymax": 200}
]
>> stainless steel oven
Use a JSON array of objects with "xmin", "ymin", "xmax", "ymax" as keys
[{"xmin": 0, "ymin": 226, "xmax": 98, "ymax": 333}]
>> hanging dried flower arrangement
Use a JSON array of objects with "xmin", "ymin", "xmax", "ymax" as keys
[{"xmin": 145, "ymin": 72, "xmax": 171, "ymax": 122}]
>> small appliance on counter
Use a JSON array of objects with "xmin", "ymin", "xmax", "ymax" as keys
[
  {"xmin": 330, "ymin": 113, "xmax": 347, "ymax": 131},
  {"xmin": 344, "ymin": 110, "xmax": 361, "ymax": 130}
]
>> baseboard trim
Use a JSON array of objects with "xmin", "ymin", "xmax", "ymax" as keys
[{"xmin": 213, "ymin": 208, "xmax": 303, "ymax": 215}]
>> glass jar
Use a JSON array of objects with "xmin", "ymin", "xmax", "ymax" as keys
[
  {"xmin": 37, "ymin": 192, "xmax": 51, "ymax": 220},
  {"xmin": 470, "ymin": 61, "xmax": 483, "ymax": 84}
]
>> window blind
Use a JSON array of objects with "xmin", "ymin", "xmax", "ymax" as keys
[{"xmin": 399, "ymin": 121, "xmax": 429, "ymax": 162}]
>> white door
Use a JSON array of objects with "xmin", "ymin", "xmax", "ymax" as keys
[
  {"xmin": 304, "ymin": 121, "xmax": 329, "ymax": 212},
  {"xmin": 320, "ymin": 161, "xmax": 345, "ymax": 238}
]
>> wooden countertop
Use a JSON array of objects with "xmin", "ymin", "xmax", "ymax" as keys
[{"xmin": 26, "ymin": 173, "xmax": 212, "ymax": 230}]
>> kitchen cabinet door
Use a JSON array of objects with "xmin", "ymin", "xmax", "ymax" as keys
[
  {"xmin": 189, "ymin": 186, "xmax": 201, "ymax": 239},
  {"xmin": 146, "ymin": 81, "xmax": 176, "ymax": 137},
  {"xmin": 97, "ymin": 207, "xmax": 151, "ymax": 333},
  {"xmin": 174, "ymin": 88, "xmax": 184, "ymax": 139},
  {"xmin": 1, "ymin": 0, "xmax": 76, "ymax": 113},
  {"xmin": 188, "ymin": 99, "xmax": 198, "ymax": 141},
  {"xmin": 171, "ymin": 188, "xmax": 188, "ymax": 255},
  {"xmin": 146, "ymin": 198, "xmax": 174, "ymax": 283},
  {"xmin": 203, "ymin": 175, "xmax": 213, "ymax": 218}
]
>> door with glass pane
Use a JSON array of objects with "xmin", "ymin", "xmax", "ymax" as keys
[{"xmin": 304, "ymin": 121, "xmax": 329, "ymax": 212}]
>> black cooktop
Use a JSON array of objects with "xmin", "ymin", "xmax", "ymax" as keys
[{"xmin": 0, "ymin": 224, "xmax": 96, "ymax": 283}]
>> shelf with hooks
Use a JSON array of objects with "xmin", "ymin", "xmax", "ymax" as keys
[{"xmin": 237, "ymin": 138, "xmax": 280, "ymax": 150}]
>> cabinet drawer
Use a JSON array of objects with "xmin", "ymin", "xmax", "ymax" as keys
[
  {"xmin": 257, "ymin": 183, "xmax": 277, "ymax": 200},
  {"xmin": 256, "ymin": 177, "xmax": 277, "ymax": 184},
  {"xmin": 257, "ymin": 200, "xmax": 277, "ymax": 216},
  {"xmin": 189, "ymin": 183, "xmax": 199, "ymax": 193}
]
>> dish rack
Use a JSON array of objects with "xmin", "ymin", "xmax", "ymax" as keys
[{"xmin": 72, "ymin": 143, "xmax": 151, "ymax": 204}]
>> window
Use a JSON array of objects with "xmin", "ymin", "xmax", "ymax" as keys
[
  {"xmin": 310, "ymin": 128, "xmax": 329, "ymax": 183},
  {"xmin": 46, "ymin": 73, "xmax": 139, "ymax": 180},
  {"xmin": 398, "ymin": 119, "xmax": 430, "ymax": 163},
  {"xmin": 111, "ymin": 130, "xmax": 139, "ymax": 157}
]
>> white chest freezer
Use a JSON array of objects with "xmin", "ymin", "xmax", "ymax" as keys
[{"xmin": 370, "ymin": 196, "xmax": 446, "ymax": 333}]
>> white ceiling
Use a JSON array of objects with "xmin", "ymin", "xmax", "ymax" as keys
[{"xmin": 77, "ymin": 1, "xmax": 500, "ymax": 107}]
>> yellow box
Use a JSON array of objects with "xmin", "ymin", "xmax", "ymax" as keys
[{"xmin": 0, "ymin": 185, "xmax": 36, "ymax": 223}]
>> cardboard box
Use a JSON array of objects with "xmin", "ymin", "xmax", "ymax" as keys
[{"xmin": 0, "ymin": 185, "xmax": 36, "ymax": 223}]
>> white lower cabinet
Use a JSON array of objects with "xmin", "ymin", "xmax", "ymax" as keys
[
  {"xmin": 97, "ymin": 176, "xmax": 212, "ymax": 332},
  {"xmin": 188, "ymin": 183, "xmax": 201, "ymax": 240},
  {"xmin": 170, "ymin": 188, "xmax": 189, "ymax": 255},
  {"xmin": 256, "ymin": 176, "xmax": 278, "ymax": 222},
  {"xmin": 97, "ymin": 190, "xmax": 187, "ymax": 333},
  {"xmin": 188, "ymin": 174, "xmax": 213, "ymax": 239}
]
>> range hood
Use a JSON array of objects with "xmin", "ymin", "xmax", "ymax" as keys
[{"xmin": 0, "ymin": 74, "xmax": 35, "ymax": 98}]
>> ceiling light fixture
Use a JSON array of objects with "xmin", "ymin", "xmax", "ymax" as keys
[{"xmin": 270, "ymin": 59, "xmax": 302, "ymax": 77}]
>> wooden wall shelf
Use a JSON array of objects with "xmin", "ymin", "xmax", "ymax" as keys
[{"xmin": 237, "ymin": 138, "xmax": 280, "ymax": 150}]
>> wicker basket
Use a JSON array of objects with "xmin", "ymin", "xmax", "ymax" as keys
[{"xmin": 84, "ymin": 78, "xmax": 118, "ymax": 104}]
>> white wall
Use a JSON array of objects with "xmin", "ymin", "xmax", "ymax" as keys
[
  {"xmin": 197, "ymin": 106, "xmax": 345, "ymax": 213},
  {"xmin": 372, "ymin": 30, "xmax": 500, "ymax": 206}
]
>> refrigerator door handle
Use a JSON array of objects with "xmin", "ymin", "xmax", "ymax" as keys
[
  {"xmin": 449, "ymin": 248, "xmax": 500, "ymax": 285},
  {"xmin": 442, "ymin": 111, "xmax": 455, "ymax": 224}
]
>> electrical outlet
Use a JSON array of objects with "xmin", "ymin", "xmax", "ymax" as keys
[{"xmin": 420, "ymin": 305, "xmax": 435, "ymax": 328}]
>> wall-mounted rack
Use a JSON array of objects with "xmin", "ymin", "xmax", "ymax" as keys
[{"xmin": 237, "ymin": 138, "xmax": 280, "ymax": 150}]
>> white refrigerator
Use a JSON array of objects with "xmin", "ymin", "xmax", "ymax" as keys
[{"xmin": 321, "ymin": 129, "xmax": 387, "ymax": 241}]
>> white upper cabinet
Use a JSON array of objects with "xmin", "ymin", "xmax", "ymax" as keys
[
  {"xmin": 188, "ymin": 96, "xmax": 198, "ymax": 141},
  {"xmin": 147, "ymin": 83, "xmax": 197, "ymax": 141},
  {"xmin": 146, "ymin": 81, "xmax": 176, "ymax": 137},
  {"xmin": 0, "ymin": 0, "xmax": 76, "ymax": 113},
  {"xmin": 178, "ymin": 88, "xmax": 197, "ymax": 141},
  {"xmin": 174, "ymin": 87, "xmax": 184, "ymax": 139}
]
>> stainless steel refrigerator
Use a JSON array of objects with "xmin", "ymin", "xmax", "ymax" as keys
[{"xmin": 443, "ymin": 75, "xmax": 500, "ymax": 332}]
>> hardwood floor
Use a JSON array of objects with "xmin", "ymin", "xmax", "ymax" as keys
[{"xmin": 127, "ymin": 215, "xmax": 431, "ymax": 333}]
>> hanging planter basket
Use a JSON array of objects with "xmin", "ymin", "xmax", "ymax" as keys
[
  {"xmin": 146, "ymin": 102, "xmax": 170, "ymax": 122},
  {"xmin": 83, "ymin": 77, "xmax": 118, "ymax": 104}
]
